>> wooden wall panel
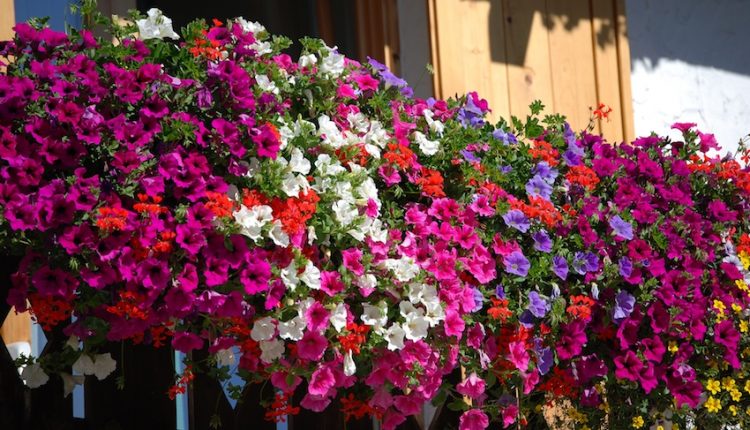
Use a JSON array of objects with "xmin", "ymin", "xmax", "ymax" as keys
[
  {"xmin": 503, "ymin": 0, "xmax": 553, "ymax": 121},
  {"xmin": 428, "ymin": 0, "xmax": 510, "ymax": 119},
  {"xmin": 591, "ymin": 0, "xmax": 625, "ymax": 141},
  {"xmin": 0, "ymin": 0, "xmax": 14, "ymax": 40},
  {"xmin": 546, "ymin": 0, "xmax": 599, "ymax": 132},
  {"xmin": 427, "ymin": 0, "xmax": 634, "ymax": 140}
]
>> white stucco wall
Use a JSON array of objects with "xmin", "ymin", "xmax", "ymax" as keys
[{"xmin": 626, "ymin": 0, "xmax": 750, "ymax": 153}]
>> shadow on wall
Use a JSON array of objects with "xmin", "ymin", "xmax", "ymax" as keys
[
  {"xmin": 480, "ymin": 0, "xmax": 624, "ymax": 65},
  {"xmin": 626, "ymin": 0, "xmax": 750, "ymax": 75}
]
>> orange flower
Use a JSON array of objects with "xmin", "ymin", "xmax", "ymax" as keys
[
  {"xmin": 417, "ymin": 167, "xmax": 446, "ymax": 197},
  {"xmin": 528, "ymin": 140, "xmax": 559, "ymax": 167},
  {"xmin": 383, "ymin": 142, "xmax": 415, "ymax": 169},
  {"xmin": 593, "ymin": 103, "xmax": 613, "ymax": 121},
  {"xmin": 566, "ymin": 295, "xmax": 596, "ymax": 320},
  {"xmin": 205, "ymin": 191, "xmax": 233, "ymax": 218},
  {"xmin": 28, "ymin": 293, "xmax": 73, "ymax": 331},
  {"xmin": 95, "ymin": 206, "xmax": 130, "ymax": 231},
  {"xmin": 488, "ymin": 297, "xmax": 513, "ymax": 322},
  {"xmin": 566, "ymin": 164, "xmax": 600, "ymax": 191}
]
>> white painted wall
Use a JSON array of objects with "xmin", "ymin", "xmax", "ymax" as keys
[{"xmin": 626, "ymin": 0, "xmax": 750, "ymax": 153}]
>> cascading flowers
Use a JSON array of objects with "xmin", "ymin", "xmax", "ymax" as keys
[{"xmin": 1, "ymin": 6, "xmax": 750, "ymax": 429}]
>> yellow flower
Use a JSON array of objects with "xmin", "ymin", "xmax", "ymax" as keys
[
  {"xmin": 657, "ymin": 426, "xmax": 665, "ymax": 430},
  {"xmin": 707, "ymin": 379, "xmax": 722, "ymax": 394},
  {"xmin": 744, "ymin": 379, "xmax": 750, "ymax": 394},
  {"xmin": 731, "ymin": 388, "xmax": 742, "ymax": 402},
  {"xmin": 741, "ymin": 320, "xmax": 749, "ymax": 333},
  {"xmin": 632, "ymin": 416, "xmax": 645, "ymax": 428},
  {"xmin": 714, "ymin": 299, "xmax": 727, "ymax": 312},
  {"xmin": 723, "ymin": 377, "xmax": 737, "ymax": 391},
  {"xmin": 705, "ymin": 396, "xmax": 722, "ymax": 413},
  {"xmin": 733, "ymin": 303, "xmax": 743, "ymax": 313},
  {"xmin": 739, "ymin": 251, "xmax": 750, "ymax": 270},
  {"xmin": 738, "ymin": 279, "xmax": 749, "ymax": 293},
  {"xmin": 668, "ymin": 341, "xmax": 679, "ymax": 353},
  {"xmin": 730, "ymin": 405, "xmax": 738, "ymax": 416}
]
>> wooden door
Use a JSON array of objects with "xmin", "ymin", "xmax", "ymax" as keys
[{"xmin": 427, "ymin": 0, "xmax": 634, "ymax": 142}]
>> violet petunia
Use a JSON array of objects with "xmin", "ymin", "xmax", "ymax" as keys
[
  {"xmin": 552, "ymin": 255, "xmax": 568, "ymax": 280},
  {"xmin": 504, "ymin": 251, "xmax": 530, "ymax": 277},
  {"xmin": 532, "ymin": 230, "xmax": 552, "ymax": 253},
  {"xmin": 609, "ymin": 215, "xmax": 634, "ymax": 240},
  {"xmin": 613, "ymin": 291, "xmax": 635, "ymax": 323},
  {"xmin": 527, "ymin": 291, "xmax": 549, "ymax": 318},
  {"xmin": 503, "ymin": 210, "xmax": 530, "ymax": 233}
]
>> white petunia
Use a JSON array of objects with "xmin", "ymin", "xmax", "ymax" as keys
[
  {"xmin": 423, "ymin": 109, "xmax": 445, "ymax": 136},
  {"xmin": 423, "ymin": 300, "xmax": 446, "ymax": 327},
  {"xmin": 255, "ymin": 74, "xmax": 279, "ymax": 95},
  {"xmin": 299, "ymin": 54, "xmax": 317, "ymax": 68},
  {"xmin": 235, "ymin": 18, "xmax": 266, "ymax": 35},
  {"xmin": 66, "ymin": 335, "xmax": 80, "ymax": 350},
  {"xmin": 320, "ymin": 48, "xmax": 345, "ymax": 78},
  {"xmin": 136, "ymin": 8, "xmax": 179, "ymax": 40},
  {"xmin": 92, "ymin": 353, "xmax": 117, "ymax": 381},
  {"xmin": 259, "ymin": 339, "xmax": 285, "ymax": 363},
  {"xmin": 403, "ymin": 314, "xmax": 429, "ymax": 341},
  {"xmin": 233, "ymin": 204, "xmax": 273, "ymax": 241},
  {"xmin": 22, "ymin": 363, "xmax": 49, "ymax": 388},
  {"xmin": 399, "ymin": 301, "xmax": 423, "ymax": 319},
  {"xmin": 314, "ymin": 153, "xmax": 346, "ymax": 176},
  {"xmin": 333, "ymin": 200, "xmax": 358, "ymax": 226},
  {"xmin": 330, "ymin": 303, "xmax": 347, "ymax": 333},
  {"xmin": 413, "ymin": 131, "xmax": 440, "ymax": 156},
  {"xmin": 300, "ymin": 261, "xmax": 321, "ymax": 290},
  {"xmin": 280, "ymin": 262, "xmax": 300, "ymax": 291},
  {"xmin": 289, "ymin": 147, "xmax": 311, "ymax": 174},
  {"xmin": 251, "ymin": 317, "xmax": 276, "ymax": 341},
  {"xmin": 215, "ymin": 348, "xmax": 236, "ymax": 367},
  {"xmin": 384, "ymin": 256, "xmax": 420, "ymax": 282},
  {"xmin": 278, "ymin": 316, "xmax": 305, "ymax": 341},
  {"xmin": 361, "ymin": 301, "xmax": 388, "ymax": 331},
  {"xmin": 317, "ymin": 115, "xmax": 347, "ymax": 148},
  {"xmin": 72, "ymin": 354, "xmax": 95, "ymax": 376},
  {"xmin": 343, "ymin": 350, "xmax": 356, "ymax": 376},
  {"xmin": 385, "ymin": 324, "xmax": 406, "ymax": 351},
  {"xmin": 269, "ymin": 221, "xmax": 290, "ymax": 247}
]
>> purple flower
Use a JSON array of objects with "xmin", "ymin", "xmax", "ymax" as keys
[
  {"xmin": 502, "ymin": 210, "xmax": 530, "ymax": 233},
  {"xmin": 460, "ymin": 149, "xmax": 480, "ymax": 163},
  {"xmin": 532, "ymin": 230, "xmax": 552, "ymax": 253},
  {"xmin": 526, "ymin": 175, "xmax": 553, "ymax": 200},
  {"xmin": 527, "ymin": 291, "xmax": 549, "ymax": 318},
  {"xmin": 584, "ymin": 252, "xmax": 600, "ymax": 273},
  {"xmin": 552, "ymin": 255, "xmax": 568, "ymax": 280},
  {"xmin": 532, "ymin": 162, "xmax": 558, "ymax": 184},
  {"xmin": 504, "ymin": 251, "xmax": 530, "ymax": 277},
  {"xmin": 613, "ymin": 291, "xmax": 635, "ymax": 323},
  {"xmin": 572, "ymin": 252, "xmax": 588, "ymax": 275},
  {"xmin": 619, "ymin": 256, "xmax": 633, "ymax": 277},
  {"xmin": 535, "ymin": 346, "xmax": 553, "ymax": 375},
  {"xmin": 609, "ymin": 215, "xmax": 634, "ymax": 240},
  {"xmin": 492, "ymin": 128, "xmax": 518, "ymax": 145},
  {"xmin": 495, "ymin": 284, "xmax": 506, "ymax": 298}
]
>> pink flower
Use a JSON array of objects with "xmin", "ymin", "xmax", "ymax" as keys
[
  {"xmin": 502, "ymin": 404, "xmax": 518, "ymax": 428},
  {"xmin": 456, "ymin": 372, "xmax": 486, "ymax": 398},
  {"xmin": 171, "ymin": 332, "xmax": 203, "ymax": 353},
  {"xmin": 459, "ymin": 409, "xmax": 489, "ymax": 430},
  {"xmin": 444, "ymin": 309, "xmax": 465, "ymax": 339},
  {"xmin": 308, "ymin": 366, "xmax": 335, "ymax": 396},
  {"xmin": 296, "ymin": 331, "xmax": 327, "ymax": 361},
  {"xmin": 507, "ymin": 341, "xmax": 530, "ymax": 371},
  {"xmin": 341, "ymin": 248, "xmax": 365, "ymax": 276},
  {"xmin": 614, "ymin": 350, "xmax": 643, "ymax": 381},
  {"xmin": 300, "ymin": 393, "xmax": 331, "ymax": 412},
  {"xmin": 304, "ymin": 301, "xmax": 330, "ymax": 332}
]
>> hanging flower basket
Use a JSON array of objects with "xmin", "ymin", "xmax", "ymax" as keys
[{"xmin": 1, "ymin": 5, "xmax": 750, "ymax": 430}]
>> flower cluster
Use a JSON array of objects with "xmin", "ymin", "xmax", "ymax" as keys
[{"xmin": 2, "ymin": 9, "xmax": 750, "ymax": 430}]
